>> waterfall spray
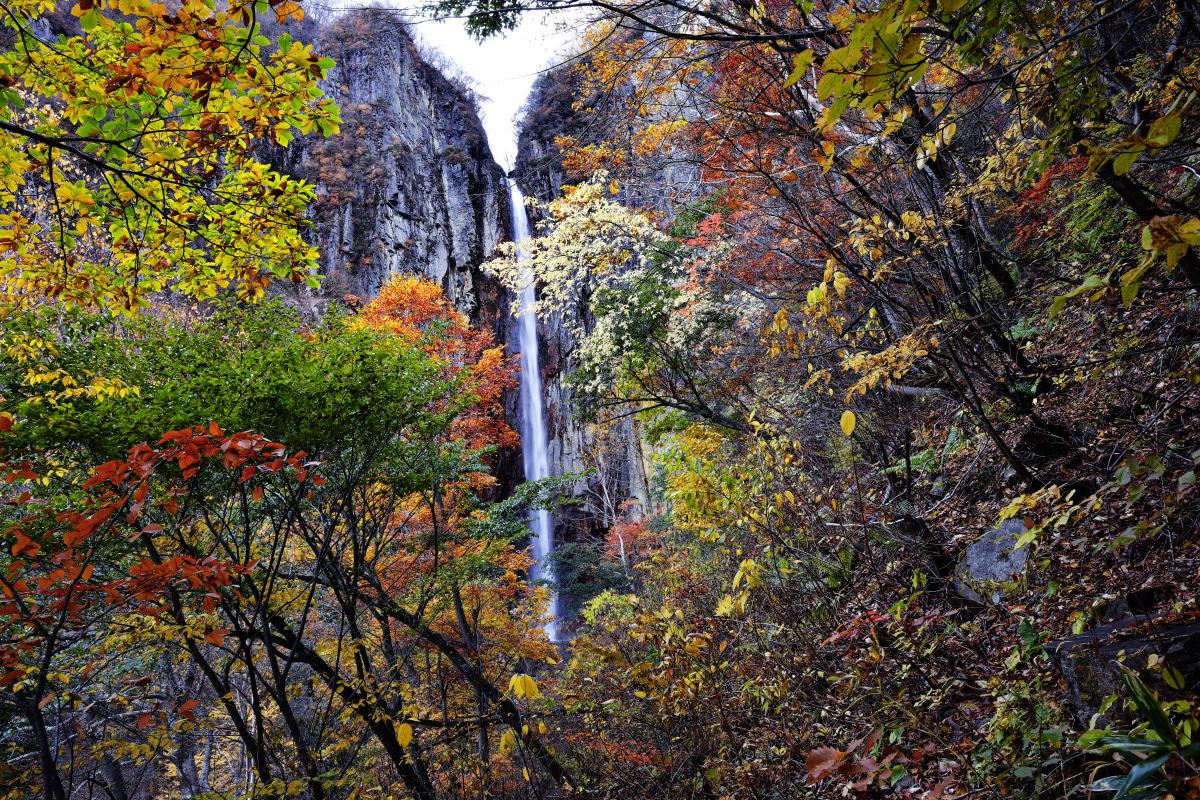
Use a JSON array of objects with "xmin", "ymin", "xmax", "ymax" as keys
[{"xmin": 508, "ymin": 179, "xmax": 559, "ymax": 641}]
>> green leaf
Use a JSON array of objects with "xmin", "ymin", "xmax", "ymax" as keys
[
  {"xmin": 816, "ymin": 71, "xmax": 845, "ymax": 101},
  {"xmin": 1048, "ymin": 273, "xmax": 1107, "ymax": 317},
  {"xmin": 783, "ymin": 50, "xmax": 815, "ymax": 88},
  {"xmin": 1146, "ymin": 114, "xmax": 1181, "ymax": 148},
  {"xmin": 1112, "ymin": 148, "xmax": 1141, "ymax": 176},
  {"xmin": 1088, "ymin": 775, "xmax": 1124, "ymax": 793},
  {"xmin": 1095, "ymin": 736, "xmax": 1170, "ymax": 754},
  {"xmin": 1113, "ymin": 753, "xmax": 1170, "ymax": 800},
  {"xmin": 1076, "ymin": 728, "xmax": 1113, "ymax": 749},
  {"xmin": 79, "ymin": 7, "xmax": 102, "ymax": 30},
  {"xmin": 1120, "ymin": 669, "xmax": 1181, "ymax": 750}
]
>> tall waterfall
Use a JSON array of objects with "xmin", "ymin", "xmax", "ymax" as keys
[{"xmin": 508, "ymin": 180, "xmax": 559, "ymax": 642}]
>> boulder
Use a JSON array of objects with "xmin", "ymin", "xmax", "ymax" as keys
[
  {"xmin": 953, "ymin": 518, "xmax": 1029, "ymax": 604},
  {"xmin": 1051, "ymin": 616, "xmax": 1200, "ymax": 726}
]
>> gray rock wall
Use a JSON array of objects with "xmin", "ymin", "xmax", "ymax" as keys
[
  {"xmin": 266, "ymin": 9, "xmax": 520, "ymax": 489},
  {"xmin": 271, "ymin": 9, "xmax": 510, "ymax": 336},
  {"xmin": 514, "ymin": 69, "xmax": 656, "ymax": 541}
]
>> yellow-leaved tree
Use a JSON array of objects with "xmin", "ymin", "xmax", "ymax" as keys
[{"xmin": 0, "ymin": 0, "xmax": 340, "ymax": 310}]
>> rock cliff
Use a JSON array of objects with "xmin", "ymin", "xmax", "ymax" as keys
[
  {"xmin": 269, "ymin": 9, "xmax": 511, "ymax": 337},
  {"xmin": 514, "ymin": 69, "xmax": 654, "ymax": 556},
  {"xmin": 266, "ymin": 9, "xmax": 520, "ymax": 487}
]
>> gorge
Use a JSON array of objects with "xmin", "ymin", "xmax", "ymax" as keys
[
  {"xmin": 2, "ymin": 0, "xmax": 1199, "ymax": 797},
  {"xmin": 264, "ymin": 8, "xmax": 650, "ymax": 632}
]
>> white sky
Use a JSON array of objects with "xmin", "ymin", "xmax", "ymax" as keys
[{"xmin": 324, "ymin": 3, "xmax": 584, "ymax": 170}]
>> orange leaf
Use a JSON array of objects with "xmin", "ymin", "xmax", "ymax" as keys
[
  {"xmin": 11, "ymin": 533, "xmax": 39, "ymax": 558},
  {"xmin": 805, "ymin": 747, "xmax": 845, "ymax": 783},
  {"xmin": 178, "ymin": 699, "xmax": 200, "ymax": 720}
]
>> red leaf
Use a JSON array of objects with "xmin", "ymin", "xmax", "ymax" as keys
[
  {"xmin": 806, "ymin": 747, "xmax": 845, "ymax": 783},
  {"xmin": 203, "ymin": 629, "xmax": 227, "ymax": 646},
  {"xmin": 11, "ymin": 533, "xmax": 39, "ymax": 558},
  {"xmin": 178, "ymin": 699, "xmax": 200, "ymax": 720},
  {"xmin": 926, "ymin": 778, "xmax": 953, "ymax": 800},
  {"xmin": 136, "ymin": 712, "xmax": 154, "ymax": 730}
]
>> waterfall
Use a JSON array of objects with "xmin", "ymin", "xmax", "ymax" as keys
[{"xmin": 508, "ymin": 180, "xmax": 559, "ymax": 642}]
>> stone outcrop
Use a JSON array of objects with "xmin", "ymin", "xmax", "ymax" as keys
[
  {"xmin": 953, "ymin": 518, "xmax": 1031, "ymax": 604},
  {"xmin": 265, "ymin": 9, "xmax": 520, "ymax": 488},
  {"xmin": 269, "ymin": 9, "xmax": 511, "ymax": 337},
  {"xmin": 1053, "ymin": 613, "xmax": 1200, "ymax": 726}
]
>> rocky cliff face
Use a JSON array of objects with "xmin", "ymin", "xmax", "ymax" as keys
[
  {"xmin": 514, "ymin": 70, "xmax": 654, "ymax": 549},
  {"xmin": 270, "ymin": 9, "xmax": 511, "ymax": 337},
  {"xmin": 266, "ymin": 9, "xmax": 520, "ymax": 488}
]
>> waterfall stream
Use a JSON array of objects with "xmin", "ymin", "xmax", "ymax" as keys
[{"xmin": 508, "ymin": 180, "xmax": 559, "ymax": 642}]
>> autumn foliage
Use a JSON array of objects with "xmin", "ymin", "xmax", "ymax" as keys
[
  {"xmin": 487, "ymin": 0, "xmax": 1200, "ymax": 797},
  {"xmin": 356, "ymin": 275, "xmax": 518, "ymax": 455},
  {"xmin": 4, "ymin": 0, "xmax": 1200, "ymax": 796}
]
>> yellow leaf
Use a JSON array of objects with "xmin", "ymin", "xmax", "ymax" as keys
[
  {"xmin": 783, "ymin": 49, "xmax": 814, "ymax": 88},
  {"xmin": 840, "ymin": 410, "xmax": 856, "ymax": 436},
  {"xmin": 1179, "ymin": 217, "xmax": 1200, "ymax": 245},
  {"xmin": 396, "ymin": 723, "xmax": 413, "ymax": 747}
]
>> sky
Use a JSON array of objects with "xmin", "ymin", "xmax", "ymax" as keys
[{"xmin": 322, "ymin": 3, "xmax": 583, "ymax": 170}]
